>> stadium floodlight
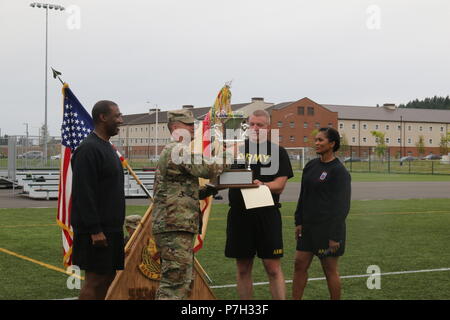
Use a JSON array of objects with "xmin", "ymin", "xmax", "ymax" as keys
[{"xmin": 29, "ymin": 2, "xmax": 65, "ymax": 163}]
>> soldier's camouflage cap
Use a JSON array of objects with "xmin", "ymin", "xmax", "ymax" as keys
[
  {"xmin": 125, "ymin": 215, "xmax": 142, "ymax": 229},
  {"xmin": 167, "ymin": 109, "xmax": 196, "ymax": 124}
]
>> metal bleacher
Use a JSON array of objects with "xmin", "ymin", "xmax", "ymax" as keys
[{"xmin": 2, "ymin": 169, "xmax": 155, "ymax": 200}]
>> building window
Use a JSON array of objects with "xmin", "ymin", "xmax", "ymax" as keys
[
  {"xmin": 328, "ymin": 123, "xmax": 333, "ymax": 128},
  {"xmin": 290, "ymin": 136, "xmax": 295, "ymax": 142},
  {"xmin": 363, "ymin": 124, "xmax": 367, "ymax": 130},
  {"xmin": 408, "ymin": 138, "xmax": 412, "ymax": 144},
  {"xmin": 315, "ymin": 122, "xmax": 320, "ymax": 129},
  {"xmin": 429, "ymin": 139, "xmax": 433, "ymax": 144},
  {"xmin": 441, "ymin": 127, "xmax": 444, "ymax": 132},
  {"xmin": 290, "ymin": 122, "xmax": 295, "ymax": 128},
  {"xmin": 307, "ymin": 107, "xmax": 314, "ymax": 116},
  {"xmin": 375, "ymin": 124, "xmax": 379, "ymax": 130},
  {"xmin": 397, "ymin": 138, "xmax": 401, "ymax": 143},
  {"xmin": 429, "ymin": 127, "xmax": 433, "ymax": 132},
  {"xmin": 339, "ymin": 123, "xmax": 344, "ymax": 129},
  {"xmin": 352, "ymin": 124, "xmax": 356, "ymax": 130},
  {"xmin": 386, "ymin": 138, "xmax": 390, "ymax": 144},
  {"xmin": 352, "ymin": 137, "xmax": 356, "ymax": 143},
  {"xmin": 386, "ymin": 125, "xmax": 390, "ymax": 130},
  {"xmin": 304, "ymin": 122, "xmax": 308, "ymax": 128},
  {"xmin": 303, "ymin": 136, "xmax": 308, "ymax": 142},
  {"xmin": 277, "ymin": 121, "xmax": 283, "ymax": 128},
  {"xmin": 297, "ymin": 107, "xmax": 304, "ymax": 115},
  {"xmin": 397, "ymin": 125, "xmax": 401, "ymax": 130},
  {"xmin": 419, "ymin": 126, "xmax": 423, "ymax": 131},
  {"xmin": 408, "ymin": 125, "xmax": 412, "ymax": 131},
  {"xmin": 363, "ymin": 137, "xmax": 367, "ymax": 142}
]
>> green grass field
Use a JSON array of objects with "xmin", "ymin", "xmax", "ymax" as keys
[{"xmin": 1, "ymin": 199, "xmax": 450, "ymax": 300}]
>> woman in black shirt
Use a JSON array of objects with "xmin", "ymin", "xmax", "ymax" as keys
[{"xmin": 292, "ymin": 127, "xmax": 351, "ymax": 300}]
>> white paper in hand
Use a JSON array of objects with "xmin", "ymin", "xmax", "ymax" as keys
[{"xmin": 240, "ymin": 185, "xmax": 274, "ymax": 209}]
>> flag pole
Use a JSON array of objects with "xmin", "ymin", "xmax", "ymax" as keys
[
  {"xmin": 52, "ymin": 69, "xmax": 153, "ymax": 202},
  {"xmin": 51, "ymin": 67, "xmax": 64, "ymax": 85}
]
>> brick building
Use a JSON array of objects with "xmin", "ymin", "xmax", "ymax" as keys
[{"xmin": 268, "ymin": 97, "xmax": 338, "ymax": 148}]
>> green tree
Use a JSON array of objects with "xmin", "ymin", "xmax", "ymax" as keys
[
  {"xmin": 309, "ymin": 129, "xmax": 319, "ymax": 148},
  {"xmin": 416, "ymin": 135, "xmax": 425, "ymax": 157},
  {"xmin": 338, "ymin": 133, "xmax": 349, "ymax": 157},
  {"xmin": 398, "ymin": 95, "xmax": 450, "ymax": 110},
  {"xmin": 439, "ymin": 133, "xmax": 450, "ymax": 155},
  {"xmin": 371, "ymin": 131, "xmax": 387, "ymax": 160}
]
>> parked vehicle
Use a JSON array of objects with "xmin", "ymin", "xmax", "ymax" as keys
[
  {"xmin": 343, "ymin": 157, "xmax": 366, "ymax": 163},
  {"xmin": 17, "ymin": 151, "xmax": 43, "ymax": 159},
  {"xmin": 423, "ymin": 154, "xmax": 442, "ymax": 160},
  {"xmin": 399, "ymin": 156, "xmax": 418, "ymax": 162}
]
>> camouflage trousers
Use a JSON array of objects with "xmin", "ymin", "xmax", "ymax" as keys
[{"xmin": 154, "ymin": 231, "xmax": 195, "ymax": 300}]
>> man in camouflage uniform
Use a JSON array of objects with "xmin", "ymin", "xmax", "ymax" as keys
[{"xmin": 151, "ymin": 109, "xmax": 226, "ymax": 300}]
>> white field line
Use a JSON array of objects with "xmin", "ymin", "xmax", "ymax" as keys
[{"xmin": 210, "ymin": 267, "xmax": 450, "ymax": 289}]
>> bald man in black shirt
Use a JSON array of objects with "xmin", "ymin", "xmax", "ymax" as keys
[{"xmin": 71, "ymin": 100, "xmax": 125, "ymax": 300}]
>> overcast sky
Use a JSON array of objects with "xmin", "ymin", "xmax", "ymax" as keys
[{"xmin": 1, "ymin": 0, "xmax": 449, "ymax": 136}]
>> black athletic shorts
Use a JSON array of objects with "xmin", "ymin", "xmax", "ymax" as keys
[
  {"xmin": 225, "ymin": 206, "xmax": 283, "ymax": 259},
  {"xmin": 296, "ymin": 223, "xmax": 346, "ymax": 259},
  {"xmin": 72, "ymin": 231, "xmax": 125, "ymax": 274}
]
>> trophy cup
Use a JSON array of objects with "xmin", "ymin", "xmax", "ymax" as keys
[{"xmin": 209, "ymin": 111, "xmax": 257, "ymax": 189}]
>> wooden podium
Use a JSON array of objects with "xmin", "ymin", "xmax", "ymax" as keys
[{"xmin": 105, "ymin": 204, "xmax": 215, "ymax": 300}]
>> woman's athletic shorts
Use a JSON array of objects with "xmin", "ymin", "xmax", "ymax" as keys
[
  {"xmin": 296, "ymin": 223, "xmax": 346, "ymax": 259},
  {"xmin": 225, "ymin": 206, "xmax": 283, "ymax": 259},
  {"xmin": 72, "ymin": 231, "xmax": 125, "ymax": 274}
]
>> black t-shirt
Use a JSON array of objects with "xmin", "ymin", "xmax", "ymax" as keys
[
  {"xmin": 294, "ymin": 157, "xmax": 351, "ymax": 241},
  {"xmin": 71, "ymin": 133, "xmax": 125, "ymax": 234},
  {"xmin": 228, "ymin": 139, "xmax": 293, "ymax": 210}
]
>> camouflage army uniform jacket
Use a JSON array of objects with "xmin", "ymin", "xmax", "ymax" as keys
[{"xmin": 152, "ymin": 141, "xmax": 226, "ymax": 235}]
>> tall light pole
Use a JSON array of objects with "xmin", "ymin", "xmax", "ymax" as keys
[
  {"xmin": 149, "ymin": 106, "xmax": 159, "ymax": 159},
  {"xmin": 30, "ymin": 2, "xmax": 65, "ymax": 162},
  {"xmin": 24, "ymin": 123, "xmax": 29, "ymax": 168}
]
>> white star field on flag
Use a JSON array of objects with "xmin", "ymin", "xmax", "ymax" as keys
[{"xmin": 60, "ymin": 102, "xmax": 93, "ymax": 151}]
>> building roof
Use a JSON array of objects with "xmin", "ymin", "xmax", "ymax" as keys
[
  {"xmin": 266, "ymin": 101, "xmax": 295, "ymax": 112},
  {"xmin": 122, "ymin": 103, "xmax": 252, "ymax": 125},
  {"xmin": 323, "ymin": 104, "xmax": 450, "ymax": 124},
  {"xmin": 122, "ymin": 98, "xmax": 450, "ymax": 126},
  {"xmin": 122, "ymin": 113, "xmax": 148, "ymax": 124}
]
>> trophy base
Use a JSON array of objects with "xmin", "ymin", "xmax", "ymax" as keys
[{"xmin": 209, "ymin": 169, "xmax": 258, "ymax": 189}]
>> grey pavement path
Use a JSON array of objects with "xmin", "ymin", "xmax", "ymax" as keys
[{"xmin": 1, "ymin": 181, "xmax": 450, "ymax": 209}]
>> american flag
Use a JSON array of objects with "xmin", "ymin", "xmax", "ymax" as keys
[{"xmin": 57, "ymin": 84, "xmax": 94, "ymax": 267}]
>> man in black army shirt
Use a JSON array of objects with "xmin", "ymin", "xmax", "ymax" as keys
[{"xmin": 225, "ymin": 109, "xmax": 293, "ymax": 300}]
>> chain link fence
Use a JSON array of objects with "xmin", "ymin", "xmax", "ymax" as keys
[
  {"xmin": 336, "ymin": 146, "xmax": 450, "ymax": 175},
  {"xmin": 2, "ymin": 137, "xmax": 450, "ymax": 175}
]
